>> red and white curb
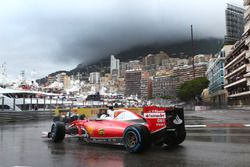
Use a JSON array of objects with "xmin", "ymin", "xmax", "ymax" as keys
[{"xmin": 185, "ymin": 124, "xmax": 250, "ymax": 128}]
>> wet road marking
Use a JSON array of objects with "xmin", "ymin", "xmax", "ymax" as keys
[
  {"xmin": 13, "ymin": 166, "xmax": 32, "ymax": 167},
  {"xmin": 186, "ymin": 124, "xmax": 250, "ymax": 128},
  {"xmin": 207, "ymin": 124, "xmax": 244, "ymax": 128},
  {"xmin": 185, "ymin": 125, "xmax": 207, "ymax": 128}
]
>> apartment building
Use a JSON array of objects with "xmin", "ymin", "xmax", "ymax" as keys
[
  {"xmin": 173, "ymin": 63, "xmax": 208, "ymax": 90},
  {"xmin": 140, "ymin": 72, "xmax": 152, "ymax": 99},
  {"xmin": 207, "ymin": 46, "xmax": 232, "ymax": 105},
  {"xmin": 223, "ymin": 0, "xmax": 250, "ymax": 105},
  {"xmin": 124, "ymin": 70, "xmax": 142, "ymax": 97},
  {"xmin": 152, "ymin": 76, "xmax": 178, "ymax": 98},
  {"xmin": 89, "ymin": 72, "xmax": 100, "ymax": 84},
  {"xmin": 225, "ymin": 4, "xmax": 245, "ymax": 44}
]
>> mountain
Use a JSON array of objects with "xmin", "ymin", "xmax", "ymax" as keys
[{"xmin": 37, "ymin": 38, "xmax": 223, "ymax": 84}]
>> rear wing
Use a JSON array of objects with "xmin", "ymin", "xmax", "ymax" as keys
[{"xmin": 143, "ymin": 106, "xmax": 185, "ymax": 133}]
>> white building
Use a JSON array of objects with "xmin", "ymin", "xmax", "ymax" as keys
[
  {"xmin": 89, "ymin": 72, "xmax": 100, "ymax": 84},
  {"xmin": 110, "ymin": 55, "xmax": 120, "ymax": 80}
]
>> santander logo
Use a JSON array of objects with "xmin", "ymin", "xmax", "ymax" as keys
[{"xmin": 173, "ymin": 115, "xmax": 183, "ymax": 125}]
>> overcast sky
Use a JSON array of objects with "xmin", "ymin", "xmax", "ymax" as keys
[{"xmin": 0, "ymin": 0, "xmax": 243, "ymax": 80}]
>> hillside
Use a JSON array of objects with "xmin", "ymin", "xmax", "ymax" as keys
[{"xmin": 37, "ymin": 38, "xmax": 223, "ymax": 83}]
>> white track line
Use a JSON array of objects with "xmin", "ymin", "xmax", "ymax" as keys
[
  {"xmin": 185, "ymin": 124, "xmax": 250, "ymax": 128},
  {"xmin": 185, "ymin": 125, "xmax": 207, "ymax": 128}
]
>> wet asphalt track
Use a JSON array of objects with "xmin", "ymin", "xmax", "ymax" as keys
[{"xmin": 1, "ymin": 110, "xmax": 250, "ymax": 167}]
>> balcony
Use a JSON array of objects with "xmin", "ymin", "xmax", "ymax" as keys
[
  {"xmin": 224, "ymin": 64, "xmax": 246, "ymax": 79},
  {"xmin": 247, "ymin": 78, "xmax": 250, "ymax": 86},
  {"xmin": 246, "ymin": 50, "xmax": 250, "ymax": 59},
  {"xmin": 245, "ymin": 6, "xmax": 250, "ymax": 19},
  {"xmin": 247, "ymin": 64, "xmax": 250, "ymax": 72},
  {"xmin": 224, "ymin": 78, "xmax": 246, "ymax": 89},
  {"xmin": 229, "ymin": 91, "xmax": 250, "ymax": 98},
  {"xmin": 225, "ymin": 51, "xmax": 246, "ymax": 69},
  {"xmin": 246, "ymin": 35, "xmax": 250, "ymax": 46},
  {"xmin": 244, "ymin": 0, "xmax": 250, "ymax": 6},
  {"xmin": 245, "ymin": 21, "xmax": 250, "ymax": 34}
]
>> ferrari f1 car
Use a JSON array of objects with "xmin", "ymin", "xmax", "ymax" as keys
[{"xmin": 44, "ymin": 106, "xmax": 186, "ymax": 153}]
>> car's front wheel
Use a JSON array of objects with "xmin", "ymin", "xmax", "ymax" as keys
[
  {"xmin": 123, "ymin": 124, "xmax": 151, "ymax": 153},
  {"xmin": 51, "ymin": 122, "xmax": 65, "ymax": 142}
]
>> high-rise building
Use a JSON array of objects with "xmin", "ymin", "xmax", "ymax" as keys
[
  {"xmin": 120, "ymin": 62, "xmax": 129, "ymax": 78},
  {"xmin": 224, "ymin": 4, "xmax": 245, "ymax": 44},
  {"xmin": 207, "ymin": 46, "xmax": 233, "ymax": 106},
  {"xmin": 223, "ymin": 0, "xmax": 250, "ymax": 105},
  {"xmin": 89, "ymin": 72, "xmax": 100, "ymax": 84},
  {"xmin": 110, "ymin": 55, "xmax": 120, "ymax": 80},
  {"xmin": 47, "ymin": 75, "xmax": 56, "ymax": 85},
  {"xmin": 152, "ymin": 76, "xmax": 178, "ymax": 98},
  {"xmin": 124, "ymin": 70, "xmax": 141, "ymax": 97},
  {"xmin": 173, "ymin": 63, "xmax": 208, "ymax": 91},
  {"xmin": 127, "ymin": 60, "xmax": 141, "ymax": 70},
  {"xmin": 140, "ymin": 72, "xmax": 152, "ymax": 99}
]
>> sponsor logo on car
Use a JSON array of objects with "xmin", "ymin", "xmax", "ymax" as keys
[
  {"xmin": 144, "ymin": 113, "xmax": 166, "ymax": 118},
  {"xmin": 98, "ymin": 129, "xmax": 105, "ymax": 136},
  {"xmin": 173, "ymin": 115, "xmax": 183, "ymax": 125}
]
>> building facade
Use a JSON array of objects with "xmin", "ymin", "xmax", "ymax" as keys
[
  {"xmin": 110, "ymin": 55, "xmax": 120, "ymax": 80},
  {"xmin": 206, "ymin": 46, "xmax": 232, "ymax": 106},
  {"xmin": 140, "ymin": 72, "xmax": 152, "ymax": 99},
  {"xmin": 152, "ymin": 76, "xmax": 178, "ymax": 98},
  {"xmin": 173, "ymin": 63, "xmax": 208, "ymax": 90},
  {"xmin": 124, "ymin": 70, "xmax": 142, "ymax": 97},
  {"xmin": 223, "ymin": 0, "xmax": 250, "ymax": 105},
  {"xmin": 89, "ymin": 72, "xmax": 100, "ymax": 84},
  {"xmin": 225, "ymin": 4, "xmax": 245, "ymax": 44}
]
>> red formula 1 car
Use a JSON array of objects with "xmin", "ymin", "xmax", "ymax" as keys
[{"xmin": 44, "ymin": 106, "xmax": 186, "ymax": 153}]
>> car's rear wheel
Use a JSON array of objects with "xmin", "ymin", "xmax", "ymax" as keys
[
  {"xmin": 123, "ymin": 124, "xmax": 151, "ymax": 153},
  {"xmin": 51, "ymin": 122, "xmax": 66, "ymax": 142}
]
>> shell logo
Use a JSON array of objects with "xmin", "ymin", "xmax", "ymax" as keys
[{"xmin": 98, "ymin": 129, "xmax": 105, "ymax": 136}]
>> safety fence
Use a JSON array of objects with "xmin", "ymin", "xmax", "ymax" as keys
[{"xmin": 0, "ymin": 110, "xmax": 54, "ymax": 123}]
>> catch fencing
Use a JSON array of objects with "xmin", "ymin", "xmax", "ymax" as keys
[{"xmin": 0, "ymin": 110, "xmax": 54, "ymax": 123}]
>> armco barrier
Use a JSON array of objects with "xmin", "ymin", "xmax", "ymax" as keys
[{"xmin": 0, "ymin": 110, "xmax": 54, "ymax": 123}]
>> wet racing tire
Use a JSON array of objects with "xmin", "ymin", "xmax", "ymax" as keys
[
  {"xmin": 51, "ymin": 122, "xmax": 66, "ymax": 142},
  {"xmin": 123, "ymin": 124, "xmax": 151, "ymax": 153}
]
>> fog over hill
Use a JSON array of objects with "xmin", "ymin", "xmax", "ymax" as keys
[{"xmin": 37, "ymin": 37, "xmax": 223, "ymax": 83}]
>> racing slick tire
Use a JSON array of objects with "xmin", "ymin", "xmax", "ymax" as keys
[
  {"xmin": 123, "ymin": 124, "xmax": 151, "ymax": 153},
  {"xmin": 51, "ymin": 122, "xmax": 66, "ymax": 142},
  {"xmin": 164, "ymin": 127, "xmax": 186, "ymax": 147}
]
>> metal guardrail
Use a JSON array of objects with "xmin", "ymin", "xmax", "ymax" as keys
[
  {"xmin": 1, "ymin": 96, "xmax": 75, "ymax": 111},
  {"xmin": 0, "ymin": 110, "xmax": 54, "ymax": 123}
]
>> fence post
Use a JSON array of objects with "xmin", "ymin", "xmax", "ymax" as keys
[
  {"xmin": 1, "ymin": 97, "xmax": 4, "ymax": 111},
  {"xmin": 49, "ymin": 97, "xmax": 52, "ymax": 111},
  {"xmin": 23, "ymin": 97, "xmax": 25, "ymax": 111},
  {"xmin": 13, "ymin": 98, "xmax": 16, "ymax": 111},
  {"xmin": 44, "ymin": 97, "xmax": 46, "ymax": 111},
  {"xmin": 30, "ymin": 96, "xmax": 32, "ymax": 110}
]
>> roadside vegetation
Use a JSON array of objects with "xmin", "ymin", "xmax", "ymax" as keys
[{"xmin": 178, "ymin": 77, "xmax": 209, "ymax": 103}]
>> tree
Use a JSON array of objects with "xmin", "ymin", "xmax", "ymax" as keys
[{"xmin": 178, "ymin": 77, "xmax": 209, "ymax": 102}]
